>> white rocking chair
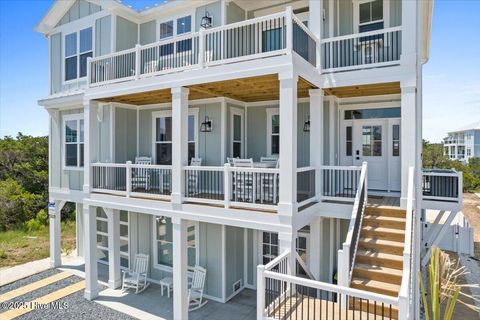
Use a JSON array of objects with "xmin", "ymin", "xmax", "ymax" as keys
[
  {"xmin": 187, "ymin": 158, "xmax": 202, "ymax": 195},
  {"xmin": 131, "ymin": 157, "xmax": 152, "ymax": 191},
  {"xmin": 188, "ymin": 265, "xmax": 208, "ymax": 311},
  {"xmin": 122, "ymin": 253, "xmax": 150, "ymax": 294}
]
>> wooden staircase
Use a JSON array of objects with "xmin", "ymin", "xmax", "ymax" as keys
[{"xmin": 350, "ymin": 205, "xmax": 407, "ymax": 318}]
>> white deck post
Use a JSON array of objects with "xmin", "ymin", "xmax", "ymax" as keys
[
  {"xmin": 172, "ymin": 217, "xmax": 188, "ymax": 320},
  {"xmin": 400, "ymin": 80, "xmax": 417, "ymax": 208},
  {"xmin": 309, "ymin": 217, "xmax": 321, "ymax": 280},
  {"xmin": 171, "ymin": 87, "xmax": 189, "ymax": 204},
  {"xmin": 107, "ymin": 208, "xmax": 121, "ymax": 289},
  {"xmin": 279, "ymin": 231, "xmax": 296, "ymax": 275},
  {"xmin": 278, "ymin": 73, "xmax": 298, "ymax": 221},
  {"xmin": 309, "ymin": 89, "xmax": 323, "ymax": 201},
  {"xmin": 256, "ymin": 265, "xmax": 266, "ymax": 319},
  {"xmin": 83, "ymin": 204, "xmax": 99, "ymax": 300},
  {"xmin": 224, "ymin": 163, "xmax": 231, "ymax": 208},
  {"xmin": 83, "ymin": 99, "xmax": 99, "ymax": 195},
  {"xmin": 48, "ymin": 199, "xmax": 63, "ymax": 268}
]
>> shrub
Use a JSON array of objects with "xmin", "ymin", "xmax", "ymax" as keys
[
  {"xmin": 36, "ymin": 209, "xmax": 49, "ymax": 226},
  {"xmin": 24, "ymin": 218, "xmax": 42, "ymax": 232}
]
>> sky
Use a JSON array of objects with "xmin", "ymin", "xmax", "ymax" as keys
[{"xmin": 0, "ymin": 0, "xmax": 479, "ymax": 142}]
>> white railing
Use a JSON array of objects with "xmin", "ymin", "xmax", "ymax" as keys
[
  {"xmin": 88, "ymin": 7, "xmax": 319, "ymax": 87},
  {"xmin": 258, "ymin": 250, "xmax": 399, "ymax": 319},
  {"xmin": 183, "ymin": 164, "xmax": 280, "ymax": 211},
  {"xmin": 91, "ymin": 162, "xmax": 172, "ymax": 200},
  {"xmin": 337, "ymin": 162, "xmax": 368, "ymax": 290},
  {"xmin": 321, "ymin": 165, "xmax": 362, "ymax": 202},
  {"xmin": 321, "ymin": 26, "xmax": 402, "ymax": 73},
  {"xmin": 422, "ymin": 169, "xmax": 462, "ymax": 203},
  {"xmin": 398, "ymin": 167, "xmax": 415, "ymax": 320}
]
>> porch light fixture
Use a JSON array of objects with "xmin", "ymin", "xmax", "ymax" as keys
[
  {"xmin": 200, "ymin": 116, "xmax": 213, "ymax": 132},
  {"xmin": 200, "ymin": 10, "xmax": 212, "ymax": 29},
  {"xmin": 303, "ymin": 116, "xmax": 310, "ymax": 132}
]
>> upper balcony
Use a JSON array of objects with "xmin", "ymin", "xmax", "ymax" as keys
[{"xmin": 86, "ymin": 8, "xmax": 402, "ymax": 90}]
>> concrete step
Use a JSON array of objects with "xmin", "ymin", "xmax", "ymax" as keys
[
  {"xmin": 353, "ymin": 263, "xmax": 403, "ymax": 285},
  {"xmin": 356, "ymin": 249, "xmax": 403, "ymax": 269},
  {"xmin": 358, "ymin": 237, "xmax": 405, "ymax": 255},
  {"xmin": 350, "ymin": 277, "xmax": 401, "ymax": 297},
  {"xmin": 361, "ymin": 226, "xmax": 405, "ymax": 242}
]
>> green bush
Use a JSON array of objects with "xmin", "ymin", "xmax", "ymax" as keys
[
  {"xmin": 24, "ymin": 218, "xmax": 43, "ymax": 232},
  {"xmin": 36, "ymin": 209, "xmax": 49, "ymax": 226}
]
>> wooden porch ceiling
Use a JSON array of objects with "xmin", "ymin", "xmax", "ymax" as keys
[
  {"xmin": 324, "ymin": 82, "xmax": 400, "ymax": 98},
  {"xmin": 96, "ymin": 75, "xmax": 317, "ymax": 105}
]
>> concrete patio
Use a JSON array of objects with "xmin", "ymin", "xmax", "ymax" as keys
[{"xmin": 58, "ymin": 257, "xmax": 257, "ymax": 320}]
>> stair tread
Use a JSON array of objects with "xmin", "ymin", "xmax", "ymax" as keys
[
  {"xmin": 356, "ymin": 249, "xmax": 404, "ymax": 261},
  {"xmin": 361, "ymin": 226, "xmax": 405, "ymax": 234},
  {"xmin": 351, "ymin": 277, "xmax": 401, "ymax": 293},
  {"xmin": 359, "ymin": 237, "xmax": 405, "ymax": 247},
  {"xmin": 364, "ymin": 215, "xmax": 406, "ymax": 222},
  {"xmin": 354, "ymin": 263, "xmax": 404, "ymax": 276},
  {"xmin": 365, "ymin": 207, "xmax": 406, "ymax": 217}
]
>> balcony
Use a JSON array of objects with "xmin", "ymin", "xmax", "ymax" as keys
[{"xmin": 87, "ymin": 8, "xmax": 319, "ymax": 88}]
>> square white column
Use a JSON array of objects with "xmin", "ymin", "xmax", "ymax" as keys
[
  {"xmin": 278, "ymin": 74, "xmax": 298, "ymax": 218},
  {"xmin": 107, "ymin": 208, "xmax": 121, "ymax": 289},
  {"xmin": 83, "ymin": 204, "xmax": 99, "ymax": 300},
  {"xmin": 309, "ymin": 89, "xmax": 324, "ymax": 200},
  {"xmin": 48, "ymin": 200, "xmax": 63, "ymax": 268},
  {"xmin": 400, "ymin": 82, "xmax": 417, "ymax": 207},
  {"xmin": 171, "ymin": 87, "xmax": 189, "ymax": 204},
  {"xmin": 83, "ymin": 100, "xmax": 99, "ymax": 194},
  {"xmin": 172, "ymin": 217, "xmax": 188, "ymax": 320},
  {"xmin": 308, "ymin": 217, "xmax": 321, "ymax": 280},
  {"xmin": 278, "ymin": 231, "xmax": 297, "ymax": 275}
]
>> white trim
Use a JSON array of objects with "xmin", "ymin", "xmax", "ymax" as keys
[{"xmin": 266, "ymin": 108, "xmax": 280, "ymax": 157}]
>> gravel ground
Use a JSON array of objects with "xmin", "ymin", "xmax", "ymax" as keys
[{"xmin": 1, "ymin": 269, "xmax": 135, "ymax": 320}]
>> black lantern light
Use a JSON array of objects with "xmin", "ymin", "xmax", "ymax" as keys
[
  {"xmin": 200, "ymin": 116, "xmax": 213, "ymax": 132},
  {"xmin": 303, "ymin": 116, "xmax": 310, "ymax": 132},
  {"xmin": 200, "ymin": 10, "xmax": 212, "ymax": 29}
]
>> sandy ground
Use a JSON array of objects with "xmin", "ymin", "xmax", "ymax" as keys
[{"xmin": 461, "ymin": 193, "xmax": 480, "ymax": 258}]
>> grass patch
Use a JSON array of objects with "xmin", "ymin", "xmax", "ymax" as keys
[{"xmin": 0, "ymin": 220, "xmax": 76, "ymax": 268}]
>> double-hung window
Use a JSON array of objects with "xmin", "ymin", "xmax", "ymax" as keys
[
  {"xmin": 154, "ymin": 217, "xmax": 197, "ymax": 269},
  {"xmin": 266, "ymin": 109, "xmax": 280, "ymax": 157},
  {"xmin": 153, "ymin": 110, "xmax": 197, "ymax": 165},
  {"xmin": 64, "ymin": 114, "xmax": 84, "ymax": 168},
  {"xmin": 65, "ymin": 27, "xmax": 93, "ymax": 81},
  {"xmin": 358, "ymin": 0, "xmax": 384, "ymax": 32}
]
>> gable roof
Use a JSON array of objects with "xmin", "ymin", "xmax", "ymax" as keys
[{"xmin": 449, "ymin": 121, "xmax": 480, "ymax": 133}]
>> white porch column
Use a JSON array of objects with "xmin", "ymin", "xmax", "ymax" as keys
[
  {"xmin": 309, "ymin": 89, "xmax": 324, "ymax": 200},
  {"xmin": 328, "ymin": 98, "xmax": 336, "ymax": 165},
  {"xmin": 172, "ymin": 217, "xmax": 188, "ymax": 320},
  {"xmin": 83, "ymin": 99, "xmax": 99, "ymax": 194},
  {"xmin": 83, "ymin": 204, "xmax": 99, "ymax": 300},
  {"xmin": 278, "ymin": 74, "xmax": 298, "ymax": 219},
  {"xmin": 400, "ymin": 0, "xmax": 418, "ymax": 68},
  {"xmin": 278, "ymin": 231, "xmax": 297, "ymax": 275},
  {"xmin": 76, "ymin": 203, "xmax": 84, "ymax": 258},
  {"xmin": 400, "ymin": 80, "xmax": 417, "ymax": 207},
  {"xmin": 48, "ymin": 199, "xmax": 64, "ymax": 268},
  {"xmin": 107, "ymin": 208, "xmax": 121, "ymax": 289},
  {"xmin": 308, "ymin": 217, "xmax": 321, "ymax": 280},
  {"xmin": 308, "ymin": 0, "xmax": 323, "ymax": 39},
  {"xmin": 171, "ymin": 87, "xmax": 189, "ymax": 205}
]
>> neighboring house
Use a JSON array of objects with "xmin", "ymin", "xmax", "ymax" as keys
[
  {"xmin": 443, "ymin": 121, "xmax": 480, "ymax": 163},
  {"xmin": 36, "ymin": 1, "xmax": 462, "ymax": 319}
]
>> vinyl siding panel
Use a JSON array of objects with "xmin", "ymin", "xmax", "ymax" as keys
[
  {"xmin": 199, "ymin": 223, "xmax": 223, "ymax": 299},
  {"xmin": 338, "ymin": 0, "xmax": 353, "ymax": 36},
  {"xmin": 56, "ymin": 0, "xmax": 102, "ymax": 27},
  {"xmin": 50, "ymin": 33, "xmax": 62, "ymax": 94},
  {"xmin": 225, "ymin": 226, "xmax": 244, "ymax": 299},
  {"xmin": 390, "ymin": 0, "xmax": 402, "ymax": 27},
  {"xmin": 195, "ymin": 1, "xmax": 222, "ymax": 31},
  {"xmin": 114, "ymin": 108, "xmax": 137, "ymax": 163},
  {"xmin": 226, "ymin": 1, "xmax": 245, "ymax": 24},
  {"xmin": 95, "ymin": 15, "xmax": 111, "ymax": 57},
  {"xmin": 139, "ymin": 20, "xmax": 157, "ymax": 45},
  {"xmin": 116, "ymin": 16, "xmax": 138, "ymax": 51}
]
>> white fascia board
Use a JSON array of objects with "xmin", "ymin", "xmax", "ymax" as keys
[
  {"xmin": 38, "ymin": 92, "xmax": 84, "ymax": 110},
  {"xmin": 421, "ymin": 0, "xmax": 434, "ymax": 64},
  {"xmin": 49, "ymin": 187, "xmax": 85, "ymax": 203},
  {"xmin": 84, "ymin": 55, "xmax": 293, "ymax": 101}
]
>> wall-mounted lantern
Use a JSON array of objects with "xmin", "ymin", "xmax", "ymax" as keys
[
  {"xmin": 200, "ymin": 116, "xmax": 213, "ymax": 132},
  {"xmin": 303, "ymin": 116, "xmax": 310, "ymax": 132},
  {"xmin": 200, "ymin": 10, "xmax": 213, "ymax": 29}
]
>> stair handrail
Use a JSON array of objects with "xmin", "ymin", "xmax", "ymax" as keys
[
  {"xmin": 398, "ymin": 166, "xmax": 415, "ymax": 319},
  {"xmin": 338, "ymin": 161, "xmax": 368, "ymax": 287}
]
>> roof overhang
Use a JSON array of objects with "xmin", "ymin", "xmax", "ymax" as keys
[{"xmin": 421, "ymin": 0, "xmax": 434, "ymax": 64}]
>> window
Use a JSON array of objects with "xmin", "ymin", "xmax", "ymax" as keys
[
  {"xmin": 65, "ymin": 27, "xmax": 92, "ymax": 81},
  {"xmin": 344, "ymin": 107, "xmax": 400, "ymax": 120},
  {"xmin": 392, "ymin": 124, "xmax": 400, "ymax": 156},
  {"xmin": 155, "ymin": 217, "xmax": 197, "ymax": 269},
  {"xmin": 362, "ymin": 125, "xmax": 382, "ymax": 156},
  {"xmin": 262, "ymin": 232, "xmax": 278, "ymax": 265},
  {"xmin": 160, "ymin": 20, "xmax": 174, "ymax": 39},
  {"xmin": 231, "ymin": 109, "xmax": 243, "ymax": 158},
  {"xmin": 177, "ymin": 16, "xmax": 191, "ymax": 35},
  {"xmin": 359, "ymin": 0, "xmax": 383, "ymax": 32},
  {"xmin": 153, "ymin": 111, "xmax": 197, "ymax": 165},
  {"xmin": 64, "ymin": 115, "xmax": 84, "ymax": 168},
  {"xmin": 346, "ymin": 126, "xmax": 352, "ymax": 156},
  {"xmin": 267, "ymin": 110, "xmax": 280, "ymax": 156},
  {"xmin": 120, "ymin": 211, "xmax": 129, "ymax": 268},
  {"xmin": 466, "ymin": 148, "xmax": 471, "ymax": 157}
]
